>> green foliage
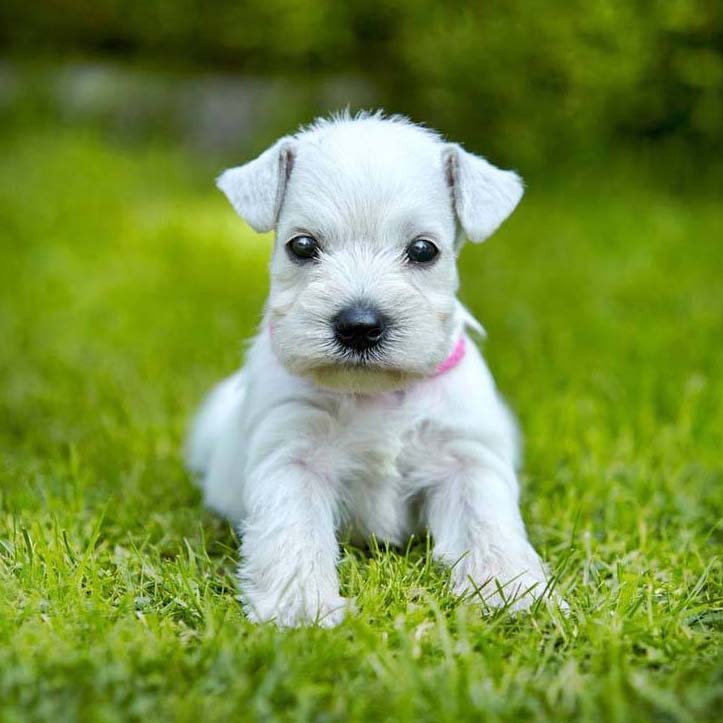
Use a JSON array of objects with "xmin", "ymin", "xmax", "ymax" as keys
[
  {"xmin": 0, "ymin": 129, "xmax": 721, "ymax": 721},
  {"xmin": 2, "ymin": 1, "xmax": 721, "ymax": 165}
]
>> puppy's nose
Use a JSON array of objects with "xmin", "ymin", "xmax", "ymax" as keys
[{"xmin": 333, "ymin": 305, "xmax": 388, "ymax": 352}]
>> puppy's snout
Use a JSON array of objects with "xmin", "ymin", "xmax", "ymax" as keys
[{"xmin": 333, "ymin": 305, "xmax": 388, "ymax": 352}]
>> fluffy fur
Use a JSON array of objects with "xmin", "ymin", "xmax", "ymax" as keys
[{"xmin": 188, "ymin": 111, "xmax": 555, "ymax": 627}]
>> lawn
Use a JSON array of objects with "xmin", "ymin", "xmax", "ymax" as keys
[{"xmin": 0, "ymin": 128, "xmax": 721, "ymax": 722}]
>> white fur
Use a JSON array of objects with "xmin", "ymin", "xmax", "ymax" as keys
[{"xmin": 187, "ymin": 112, "xmax": 555, "ymax": 627}]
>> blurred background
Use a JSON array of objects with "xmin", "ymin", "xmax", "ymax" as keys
[{"xmin": 1, "ymin": 1, "xmax": 721, "ymax": 175}]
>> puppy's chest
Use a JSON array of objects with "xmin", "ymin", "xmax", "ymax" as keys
[{"xmin": 331, "ymin": 393, "xmax": 428, "ymax": 485}]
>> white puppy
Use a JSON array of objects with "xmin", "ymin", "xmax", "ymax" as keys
[{"xmin": 187, "ymin": 111, "xmax": 553, "ymax": 627}]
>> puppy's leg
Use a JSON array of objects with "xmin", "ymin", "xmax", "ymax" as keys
[
  {"xmin": 422, "ymin": 438, "xmax": 550, "ymax": 611},
  {"xmin": 239, "ymin": 406, "xmax": 348, "ymax": 627}
]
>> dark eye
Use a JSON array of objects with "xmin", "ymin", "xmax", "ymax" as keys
[
  {"xmin": 406, "ymin": 238, "xmax": 439, "ymax": 264},
  {"xmin": 286, "ymin": 234, "xmax": 320, "ymax": 262}
]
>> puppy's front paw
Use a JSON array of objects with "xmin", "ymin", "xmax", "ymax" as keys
[
  {"xmin": 241, "ymin": 584, "xmax": 352, "ymax": 628},
  {"xmin": 447, "ymin": 543, "xmax": 559, "ymax": 613},
  {"xmin": 457, "ymin": 566, "xmax": 549, "ymax": 612}
]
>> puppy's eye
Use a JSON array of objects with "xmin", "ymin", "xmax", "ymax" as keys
[
  {"xmin": 286, "ymin": 235, "xmax": 320, "ymax": 262},
  {"xmin": 406, "ymin": 238, "xmax": 439, "ymax": 264}
]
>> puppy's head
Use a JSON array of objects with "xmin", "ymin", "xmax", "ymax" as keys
[{"xmin": 218, "ymin": 113, "xmax": 522, "ymax": 392}]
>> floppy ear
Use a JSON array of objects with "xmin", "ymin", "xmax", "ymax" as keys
[
  {"xmin": 443, "ymin": 144, "xmax": 524, "ymax": 243},
  {"xmin": 216, "ymin": 137, "xmax": 296, "ymax": 233}
]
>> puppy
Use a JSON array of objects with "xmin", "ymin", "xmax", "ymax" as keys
[{"xmin": 187, "ymin": 111, "xmax": 553, "ymax": 627}]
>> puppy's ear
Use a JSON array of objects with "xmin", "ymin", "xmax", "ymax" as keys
[
  {"xmin": 216, "ymin": 137, "xmax": 296, "ymax": 233},
  {"xmin": 443, "ymin": 144, "xmax": 524, "ymax": 243}
]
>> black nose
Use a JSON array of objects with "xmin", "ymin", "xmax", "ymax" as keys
[{"xmin": 333, "ymin": 305, "xmax": 388, "ymax": 352}]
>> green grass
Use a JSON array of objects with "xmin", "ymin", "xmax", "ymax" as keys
[{"xmin": 1, "ymin": 128, "xmax": 721, "ymax": 722}]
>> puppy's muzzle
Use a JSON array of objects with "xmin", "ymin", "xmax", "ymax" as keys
[{"xmin": 333, "ymin": 304, "xmax": 388, "ymax": 353}]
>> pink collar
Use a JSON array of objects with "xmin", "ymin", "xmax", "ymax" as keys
[{"xmin": 435, "ymin": 336, "xmax": 466, "ymax": 376}]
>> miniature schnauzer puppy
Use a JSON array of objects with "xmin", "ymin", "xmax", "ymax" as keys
[{"xmin": 187, "ymin": 112, "xmax": 554, "ymax": 627}]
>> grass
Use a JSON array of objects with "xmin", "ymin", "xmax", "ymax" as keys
[{"xmin": 0, "ymin": 127, "xmax": 721, "ymax": 722}]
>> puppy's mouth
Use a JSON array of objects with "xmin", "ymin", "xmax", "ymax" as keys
[
  {"xmin": 304, "ymin": 329, "xmax": 437, "ymax": 392},
  {"xmin": 331, "ymin": 345, "xmax": 388, "ymax": 367},
  {"xmin": 269, "ymin": 316, "xmax": 442, "ymax": 392}
]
